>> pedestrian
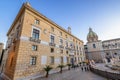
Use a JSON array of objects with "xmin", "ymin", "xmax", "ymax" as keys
[
  {"xmin": 81, "ymin": 66, "xmax": 83, "ymax": 71},
  {"xmin": 84, "ymin": 66, "xmax": 87, "ymax": 71},
  {"xmin": 87, "ymin": 65, "xmax": 89, "ymax": 71},
  {"xmin": 73, "ymin": 65, "xmax": 76, "ymax": 69}
]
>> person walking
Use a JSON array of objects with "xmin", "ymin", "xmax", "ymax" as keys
[
  {"xmin": 81, "ymin": 66, "xmax": 84, "ymax": 71},
  {"xmin": 84, "ymin": 66, "xmax": 87, "ymax": 71},
  {"xmin": 87, "ymin": 65, "xmax": 90, "ymax": 71}
]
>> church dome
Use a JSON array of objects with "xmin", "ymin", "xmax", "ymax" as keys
[{"xmin": 87, "ymin": 28, "xmax": 98, "ymax": 42}]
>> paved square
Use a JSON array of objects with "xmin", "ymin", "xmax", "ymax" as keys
[{"xmin": 35, "ymin": 68, "xmax": 106, "ymax": 80}]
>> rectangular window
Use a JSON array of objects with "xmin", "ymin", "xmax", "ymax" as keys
[
  {"xmin": 65, "ymin": 35, "xmax": 67, "ymax": 38},
  {"xmin": 50, "ymin": 35, "xmax": 55, "ymax": 43},
  {"xmin": 32, "ymin": 29, "xmax": 40, "ymax": 39},
  {"xmin": 66, "ymin": 51, "xmax": 68, "ymax": 54},
  {"xmin": 35, "ymin": 19, "xmax": 40, "ymax": 25},
  {"xmin": 61, "ymin": 57, "xmax": 63, "ymax": 64},
  {"xmin": 51, "ymin": 27, "xmax": 54, "ymax": 32},
  {"xmin": 51, "ymin": 48, "xmax": 54, "ymax": 53},
  {"xmin": 60, "ymin": 49, "xmax": 63, "ymax": 53},
  {"xmin": 77, "ymin": 45, "xmax": 78, "ymax": 50},
  {"xmin": 60, "ymin": 39, "xmax": 63, "ymax": 45},
  {"xmin": 74, "ymin": 52, "xmax": 76, "ymax": 55},
  {"xmin": 60, "ymin": 31, "xmax": 62, "ymax": 36},
  {"xmin": 32, "ymin": 45, "xmax": 37, "ymax": 51},
  {"xmin": 74, "ymin": 57, "xmax": 76, "ymax": 62},
  {"xmin": 70, "ymin": 43, "xmax": 73, "ymax": 47},
  {"xmin": 50, "ymin": 56, "xmax": 54, "ymax": 64},
  {"xmin": 78, "ymin": 57, "xmax": 79, "ymax": 61},
  {"xmin": 67, "ymin": 57, "xmax": 69, "ymax": 63},
  {"xmin": 30, "ymin": 56, "xmax": 37, "ymax": 65},
  {"xmin": 16, "ymin": 25, "xmax": 20, "ymax": 38},
  {"xmin": 66, "ymin": 41, "xmax": 68, "ymax": 47}
]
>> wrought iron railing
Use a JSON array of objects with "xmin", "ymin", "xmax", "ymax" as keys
[
  {"xmin": 29, "ymin": 37, "xmax": 41, "ymax": 43},
  {"xmin": 59, "ymin": 45, "xmax": 64, "ymax": 48},
  {"xmin": 49, "ymin": 42, "xmax": 56, "ymax": 47}
]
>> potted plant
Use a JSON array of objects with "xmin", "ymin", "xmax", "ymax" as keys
[
  {"xmin": 57, "ymin": 64, "xmax": 65, "ymax": 73},
  {"xmin": 43, "ymin": 65, "xmax": 52, "ymax": 78},
  {"xmin": 67, "ymin": 63, "xmax": 71, "ymax": 70}
]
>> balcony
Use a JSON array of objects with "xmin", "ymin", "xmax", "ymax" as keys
[
  {"xmin": 59, "ymin": 45, "xmax": 64, "ymax": 48},
  {"xmin": 12, "ymin": 38, "xmax": 18, "ymax": 43},
  {"xmin": 65, "ymin": 46, "xmax": 70, "ymax": 50},
  {"xmin": 29, "ymin": 37, "xmax": 41, "ymax": 43},
  {"xmin": 69, "ymin": 51, "xmax": 74, "ymax": 55},
  {"xmin": 71, "ymin": 47, "xmax": 75, "ymax": 51},
  {"xmin": 49, "ymin": 42, "xmax": 56, "ymax": 47}
]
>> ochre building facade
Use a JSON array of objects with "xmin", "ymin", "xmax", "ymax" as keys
[
  {"xmin": 0, "ymin": 43, "xmax": 3, "ymax": 57},
  {"xmin": 3, "ymin": 3, "xmax": 85, "ymax": 80}
]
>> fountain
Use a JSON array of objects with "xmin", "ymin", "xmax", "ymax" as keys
[{"xmin": 105, "ymin": 56, "xmax": 120, "ymax": 72}]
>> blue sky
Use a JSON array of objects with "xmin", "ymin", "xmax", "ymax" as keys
[{"xmin": 0, "ymin": 0, "xmax": 120, "ymax": 47}]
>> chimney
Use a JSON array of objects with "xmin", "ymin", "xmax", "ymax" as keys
[{"xmin": 68, "ymin": 27, "xmax": 71, "ymax": 33}]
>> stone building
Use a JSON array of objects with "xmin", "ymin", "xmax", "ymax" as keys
[
  {"xmin": 85, "ymin": 28, "xmax": 103, "ymax": 63},
  {"xmin": 3, "ymin": 2, "xmax": 85, "ymax": 80},
  {"xmin": 102, "ymin": 38, "xmax": 120, "ymax": 63},
  {"xmin": 85, "ymin": 28, "xmax": 120, "ymax": 63},
  {"xmin": 0, "ymin": 43, "xmax": 4, "ymax": 73},
  {"xmin": 0, "ymin": 43, "xmax": 3, "ymax": 56},
  {"xmin": 0, "ymin": 43, "xmax": 4, "ymax": 65}
]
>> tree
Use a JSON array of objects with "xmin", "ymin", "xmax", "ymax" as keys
[
  {"xmin": 57, "ymin": 64, "xmax": 65, "ymax": 73},
  {"xmin": 67, "ymin": 63, "xmax": 71, "ymax": 70},
  {"xmin": 83, "ymin": 61, "xmax": 86, "ymax": 66},
  {"xmin": 43, "ymin": 65, "xmax": 52, "ymax": 78}
]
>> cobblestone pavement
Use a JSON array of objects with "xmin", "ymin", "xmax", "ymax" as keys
[{"xmin": 35, "ymin": 68, "xmax": 106, "ymax": 80}]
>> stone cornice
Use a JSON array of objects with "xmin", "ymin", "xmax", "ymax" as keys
[
  {"xmin": 7, "ymin": 3, "xmax": 25, "ymax": 36},
  {"xmin": 102, "ymin": 38, "xmax": 120, "ymax": 42},
  {"xmin": 7, "ymin": 3, "xmax": 84, "ymax": 43}
]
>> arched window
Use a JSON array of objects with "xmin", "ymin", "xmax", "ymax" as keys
[
  {"xmin": 106, "ymin": 53, "xmax": 109, "ymax": 55},
  {"xmin": 93, "ymin": 44, "xmax": 96, "ymax": 48},
  {"xmin": 114, "ymin": 53, "xmax": 117, "ymax": 55}
]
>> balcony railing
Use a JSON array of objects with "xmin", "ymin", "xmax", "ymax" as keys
[
  {"xmin": 29, "ymin": 37, "xmax": 41, "ymax": 43},
  {"xmin": 49, "ymin": 42, "xmax": 56, "ymax": 47},
  {"xmin": 65, "ymin": 46, "xmax": 70, "ymax": 50},
  {"xmin": 59, "ymin": 45, "xmax": 64, "ymax": 48},
  {"xmin": 71, "ymin": 47, "xmax": 76, "ymax": 51},
  {"xmin": 12, "ymin": 38, "xmax": 18, "ymax": 43},
  {"xmin": 69, "ymin": 51, "xmax": 74, "ymax": 55}
]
